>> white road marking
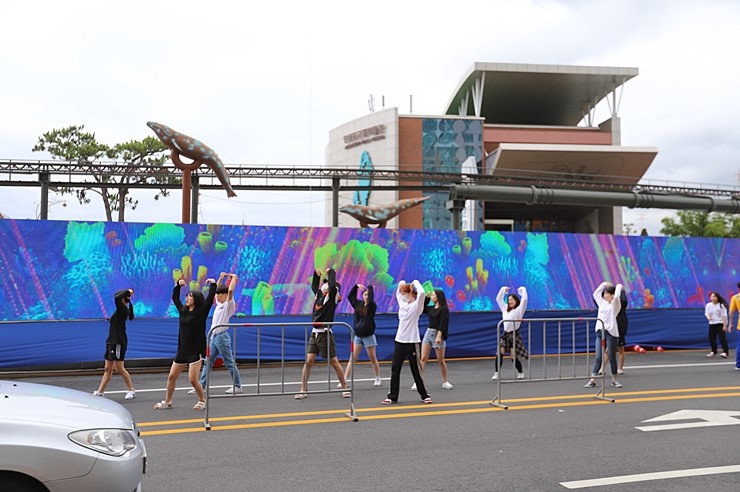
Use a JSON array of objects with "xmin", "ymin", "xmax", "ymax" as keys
[
  {"xmin": 102, "ymin": 377, "xmax": 383, "ymax": 395},
  {"xmin": 561, "ymin": 464, "xmax": 740, "ymax": 489},
  {"xmin": 636, "ymin": 409, "xmax": 740, "ymax": 431}
]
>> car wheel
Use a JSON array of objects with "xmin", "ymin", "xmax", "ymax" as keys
[{"xmin": 0, "ymin": 473, "xmax": 48, "ymax": 492}]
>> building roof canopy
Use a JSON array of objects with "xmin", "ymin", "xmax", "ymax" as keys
[
  {"xmin": 485, "ymin": 143, "xmax": 658, "ymax": 185},
  {"xmin": 445, "ymin": 62, "xmax": 638, "ymax": 126}
]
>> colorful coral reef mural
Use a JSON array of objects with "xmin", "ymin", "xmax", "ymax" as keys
[{"xmin": 0, "ymin": 219, "xmax": 738, "ymax": 321}]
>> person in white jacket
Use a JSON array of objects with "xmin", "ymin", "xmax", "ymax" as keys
[
  {"xmin": 492, "ymin": 286, "xmax": 529, "ymax": 380},
  {"xmin": 382, "ymin": 280, "xmax": 432, "ymax": 405},
  {"xmin": 585, "ymin": 282, "xmax": 624, "ymax": 388},
  {"xmin": 704, "ymin": 291, "xmax": 729, "ymax": 358}
]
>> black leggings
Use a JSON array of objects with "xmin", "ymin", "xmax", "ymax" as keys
[
  {"xmin": 708, "ymin": 323, "xmax": 729, "ymax": 354},
  {"xmin": 493, "ymin": 356, "xmax": 522, "ymax": 372}
]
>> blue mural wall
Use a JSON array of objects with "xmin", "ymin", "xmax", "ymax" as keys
[
  {"xmin": 0, "ymin": 219, "xmax": 738, "ymax": 368},
  {"xmin": 1, "ymin": 219, "xmax": 738, "ymax": 321}
]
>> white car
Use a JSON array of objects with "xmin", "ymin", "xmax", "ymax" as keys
[{"xmin": 0, "ymin": 380, "xmax": 146, "ymax": 492}]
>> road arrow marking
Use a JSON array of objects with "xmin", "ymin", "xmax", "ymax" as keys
[{"xmin": 636, "ymin": 409, "xmax": 740, "ymax": 431}]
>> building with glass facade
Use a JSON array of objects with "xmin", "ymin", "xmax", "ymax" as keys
[{"xmin": 325, "ymin": 62, "xmax": 657, "ymax": 233}]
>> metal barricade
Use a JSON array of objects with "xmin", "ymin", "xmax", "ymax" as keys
[
  {"xmin": 203, "ymin": 321, "xmax": 358, "ymax": 429},
  {"xmin": 490, "ymin": 317, "xmax": 615, "ymax": 409}
]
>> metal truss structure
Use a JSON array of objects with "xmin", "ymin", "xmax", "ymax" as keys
[{"xmin": 1, "ymin": 159, "xmax": 738, "ymax": 224}]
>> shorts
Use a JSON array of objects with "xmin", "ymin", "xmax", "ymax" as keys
[
  {"xmin": 617, "ymin": 321, "xmax": 628, "ymax": 347},
  {"xmin": 104, "ymin": 343, "xmax": 127, "ymax": 361},
  {"xmin": 354, "ymin": 334, "xmax": 378, "ymax": 348},
  {"xmin": 308, "ymin": 331, "xmax": 336, "ymax": 359},
  {"xmin": 174, "ymin": 353, "xmax": 205, "ymax": 365},
  {"xmin": 422, "ymin": 328, "xmax": 446, "ymax": 349}
]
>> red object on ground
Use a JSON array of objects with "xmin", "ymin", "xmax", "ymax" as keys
[
  {"xmin": 656, "ymin": 346, "xmax": 665, "ymax": 352},
  {"xmin": 633, "ymin": 345, "xmax": 642, "ymax": 352},
  {"xmin": 213, "ymin": 356, "xmax": 224, "ymax": 368}
]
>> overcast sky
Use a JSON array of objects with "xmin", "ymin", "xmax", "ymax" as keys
[{"xmin": 2, "ymin": 0, "xmax": 739, "ymax": 234}]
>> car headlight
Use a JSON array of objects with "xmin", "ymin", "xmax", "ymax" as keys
[{"xmin": 68, "ymin": 429, "xmax": 138, "ymax": 457}]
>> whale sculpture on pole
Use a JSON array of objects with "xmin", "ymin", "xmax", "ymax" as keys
[
  {"xmin": 339, "ymin": 196, "xmax": 430, "ymax": 228},
  {"xmin": 147, "ymin": 121, "xmax": 236, "ymax": 223}
]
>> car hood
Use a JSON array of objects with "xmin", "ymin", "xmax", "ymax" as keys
[{"xmin": 0, "ymin": 380, "xmax": 136, "ymax": 430}]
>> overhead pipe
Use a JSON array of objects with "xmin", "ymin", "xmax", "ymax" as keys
[{"xmin": 449, "ymin": 184, "xmax": 740, "ymax": 214}]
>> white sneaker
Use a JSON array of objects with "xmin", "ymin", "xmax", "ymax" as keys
[
  {"xmin": 516, "ymin": 373, "xmax": 525, "ymax": 380},
  {"xmin": 707, "ymin": 352, "xmax": 715, "ymax": 357},
  {"xmin": 491, "ymin": 372, "xmax": 499, "ymax": 380},
  {"xmin": 441, "ymin": 381, "xmax": 453, "ymax": 390},
  {"xmin": 617, "ymin": 369, "xmax": 624, "ymax": 375},
  {"xmin": 92, "ymin": 390, "xmax": 104, "ymax": 397},
  {"xmin": 373, "ymin": 377, "xmax": 382, "ymax": 387},
  {"xmin": 187, "ymin": 388, "xmax": 196, "ymax": 395},
  {"xmin": 124, "ymin": 390, "xmax": 136, "ymax": 400},
  {"xmin": 225, "ymin": 387, "xmax": 243, "ymax": 394},
  {"xmin": 337, "ymin": 382, "xmax": 344, "ymax": 389},
  {"xmin": 410, "ymin": 383, "xmax": 417, "ymax": 391}
]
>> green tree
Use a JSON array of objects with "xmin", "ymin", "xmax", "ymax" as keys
[
  {"xmin": 660, "ymin": 210, "xmax": 740, "ymax": 237},
  {"xmin": 33, "ymin": 125, "xmax": 176, "ymax": 222}
]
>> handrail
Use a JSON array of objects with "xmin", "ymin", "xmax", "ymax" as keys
[
  {"xmin": 202, "ymin": 321, "xmax": 358, "ymax": 430},
  {"xmin": 490, "ymin": 317, "xmax": 614, "ymax": 409}
]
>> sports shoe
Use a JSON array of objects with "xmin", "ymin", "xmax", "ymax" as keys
[
  {"xmin": 491, "ymin": 372, "xmax": 499, "ymax": 380},
  {"xmin": 720, "ymin": 353, "xmax": 728, "ymax": 358},
  {"xmin": 92, "ymin": 390, "xmax": 104, "ymax": 397},
  {"xmin": 342, "ymin": 391, "xmax": 351, "ymax": 398},
  {"xmin": 441, "ymin": 381, "xmax": 453, "ymax": 390},
  {"xmin": 617, "ymin": 369, "xmax": 624, "ymax": 375},
  {"xmin": 187, "ymin": 388, "xmax": 196, "ymax": 395},
  {"xmin": 516, "ymin": 373, "xmax": 525, "ymax": 380},
  {"xmin": 584, "ymin": 380, "xmax": 596, "ymax": 388},
  {"xmin": 735, "ymin": 367, "xmax": 740, "ymax": 371},
  {"xmin": 707, "ymin": 352, "xmax": 715, "ymax": 357},
  {"xmin": 423, "ymin": 396, "xmax": 433, "ymax": 404},
  {"xmin": 410, "ymin": 383, "xmax": 417, "ymax": 391},
  {"xmin": 381, "ymin": 398, "xmax": 396, "ymax": 405},
  {"xmin": 225, "ymin": 387, "xmax": 243, "ymax": 394},
  {"xmin": 611, "ymin": 380, "xmax": 623, "ymax": 388},
  {"xmin": 373, "ymin": 377, "xmax": 382, "ymax": 387},
  {"xmin": 124, "ymin": 390, "xmax": 136, "ymax": 400},
  {"xmin": 337, "ymin": 382, "xmax": 343, "ymax": 389}
]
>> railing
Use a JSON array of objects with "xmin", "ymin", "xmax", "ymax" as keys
[
  {"xmin": 490, "ymin": 317, "xmax": 614, "ymax": 409},
  {"xmin": 203, "ymin": 321, "xmax": 358, "ymax": 430}
]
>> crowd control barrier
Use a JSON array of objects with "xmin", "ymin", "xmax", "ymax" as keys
[
  {"xmin": 490, "ymin": 317, "xmax": 615, "ymax": 409},
  {"xmin": 203, "ymin": 321, "xmax": 358, "ymax": 429}
]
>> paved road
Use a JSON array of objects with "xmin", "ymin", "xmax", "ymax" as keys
[{"xmin": 11, "ymin": 350, "xmax": 740, "ymax": 491}]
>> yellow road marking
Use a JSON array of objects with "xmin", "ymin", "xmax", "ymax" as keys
[{"xmin": 139, "ymin": 386, "xmax": 740, "ymax": 436}]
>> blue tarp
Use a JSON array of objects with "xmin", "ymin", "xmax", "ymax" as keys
[{"xmin": 1, "ymin": 309, "xmax": 732, "ymax": 370}]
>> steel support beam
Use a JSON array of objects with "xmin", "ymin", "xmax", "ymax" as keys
[{"xmin": 449, "ymin": 184, "xmax": 740, "ymax": 213}]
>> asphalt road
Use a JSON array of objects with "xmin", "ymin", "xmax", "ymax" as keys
[{"xmin": 12, "ymin": 350, "xmax": 740, "ymax": 492}]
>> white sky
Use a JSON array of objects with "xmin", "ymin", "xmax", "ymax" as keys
[{"xmin": 2, "ymin": 0, "xmax": 739, "ymax": 234}]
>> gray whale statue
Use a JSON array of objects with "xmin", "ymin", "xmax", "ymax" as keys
[{"xmin": 339, "ymin": 196, "xmax": 429, "ymax": 228}]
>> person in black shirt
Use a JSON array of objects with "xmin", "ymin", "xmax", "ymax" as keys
[
  {"xmin": 94, "ymin": 288, "xmax": 136, "ymax": 400},
  {"xmin": 295, "ymin": 268, "xmax": 350, "ymax": 400},
  {"xmin": 154, "ymin": 277, "xmax": 216, "ymax": 410},
  {"xmin": 343, "ymin": 283, "xmax": 382, "ymax": 387},
  {"xmin": 417, "ymin": 289, "xmax": 452, "ymax": 390}
]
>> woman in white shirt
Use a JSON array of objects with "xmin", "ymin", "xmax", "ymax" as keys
[
  {"xmin": 492, "ymin": 286, "xmax": 528, "ymax": 380},
  {"xmin": 585, "ymin": 282, "xmax": 624, "ymax": 388},
  {"xmin": 705, "ymin": 291, "xmax": 729, "ymax": 358}
]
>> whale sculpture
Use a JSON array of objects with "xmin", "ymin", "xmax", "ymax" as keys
[
  {"xmin": 339, "ymin": 196, "xmax": 430, "ymax": 228},
  {"xmin": 147, "ymin": 121, "xmax": 237, "ymax": 197}
]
